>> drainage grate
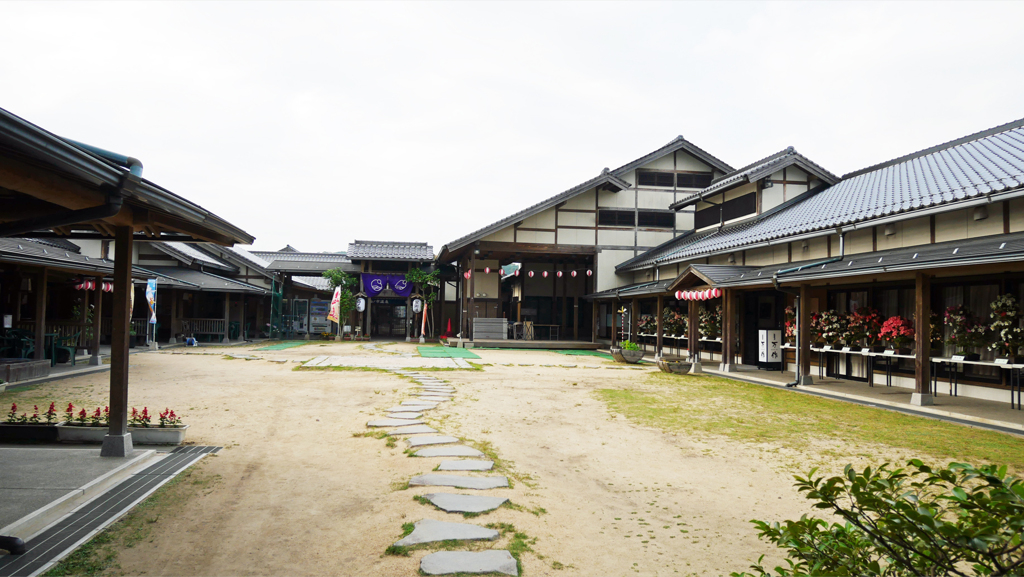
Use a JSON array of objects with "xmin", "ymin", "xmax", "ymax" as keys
[{"xmin": 0, "ymin": 446, "xmax": 220, "ymax": 577}]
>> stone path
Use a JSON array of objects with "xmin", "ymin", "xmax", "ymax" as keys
[
  {"xmin": 303, "ymin": 355, "xmax": 473, "ymax": 369},
  {"xmin": 362, "ymin": 369, "xmax": 518, "ymax": 575}
]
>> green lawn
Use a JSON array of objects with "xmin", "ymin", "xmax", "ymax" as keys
[{"xmin": 596, "ymin": 372, "xmax": 1024, "ymax": 471}]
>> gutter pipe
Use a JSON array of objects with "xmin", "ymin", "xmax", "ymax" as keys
[
  {"xmin": 771, "ymin": 229, "xmax": 846, "ymax": 387},
  {"xmin": 65, "ymin": 138, "xmax": 144, "ymax": 177}
]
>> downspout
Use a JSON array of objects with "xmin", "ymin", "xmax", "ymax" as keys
[
  {"xmin": 65, "ymin": 139, "xmax": 144, "ymax": 176},
  {"xmin": 771, "ymin": 229, "xmax": 846, "ymax": 387}
]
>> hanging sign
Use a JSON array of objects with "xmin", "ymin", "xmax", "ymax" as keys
[
  {"xmin": 145, "ymin": 279, "xmax": 158, "ymax": 324},
  {"xmin": 758, "ymin": 330, "xmax": 781, "ymax": 363},
  {"xmin": 390, "ymin": 276, "xmax": 413, "ymax": 298},
  {"xmin": 327, "ymin": 287, "xmax": 341, "ymax": 323}
]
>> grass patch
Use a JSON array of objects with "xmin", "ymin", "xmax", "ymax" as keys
[
  {"xmin": 486, "ymin": 523, "xmax": 537, "ymax": 575},
  {"xmin": 596, "ymin": 372, "xmax": 1024, "ymax": 471},
  {"xmin": 390, "ymin": 480, "xmax": 410, "ymax": 491},
  {"xmin": 293, "ymin": 365, "xmax": 391, "ymax": 373},
  {"xmin": 353, "ymin": 430, "xmax": 389, "ymax": 439},
  {"xmin": 44, "ymin": 460, "xmax": 219, "ymax": 576},
  {"xmin": 462, "ymin": 438, "xmax": 535, "ymax": 488}
]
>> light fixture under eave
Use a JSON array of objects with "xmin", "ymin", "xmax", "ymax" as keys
[
  {"xmin": 884, "ymin": 224, "xmax": 896, "ymax": 236},
  {"xmin": 727, "ymin": 253, "xmax": 735, "ymax": 264},
  {"xmin": 973, "ymin": 206, "xmax": 988, "ymax": 221}
]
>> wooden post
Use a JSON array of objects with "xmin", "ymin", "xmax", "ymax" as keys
[
  {"xmin": 689, "ymin": 298, "xmax": 702, "ymax": 371},
  {"xmin": 223, "ymin": 293, "xmax": 230, "ymax": 343},
  {"xmin": 405, "ymin": 296, "xmax": 411, "ymax": 342},
  {"xmin": 798, "ymin": 284, "xmax": 812, "ymax": 383},
  {"xmin": 33, "ymin": 268, "xmax": 47, "ymax": 361},
  {"xmin": 913, "ymin": 272, "xmax": 933, "ymax": 405},
  {"xmin": 630, "ymin": 298, "xmax": 639, "ymax": 342},
  {"xmin": 561, "ymin": 264, "xmax": 567, "ymax": 340},
  {"xmin": 469, "ymin": 251, "xmax": 476, "ymax": 340},
  {"xmin": 101, "ymin": 226, "xmax": 133, "ymax": 457},
  {"xmin": 611, "ymin": 299, "xmax": 618, "ymax": 347},
  {"xmin": 591, "ymin": 299, "xmax": 598, "ymax": 343},
  {"xmin": 656, "ymin": 295, "xmax": 664, "ymax": 358},
  {"xmin": 90, "ymin": 276, "xmax": 103, "ymax": 365},
  {"xmin": 720, "ymin": 289, "xmax": 733, "ymax": 371}
]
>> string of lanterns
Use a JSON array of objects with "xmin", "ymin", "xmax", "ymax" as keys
[
  {"xmin": 73, "ymin": 279, "xmax": 114, "ymax": 292},
  {"xmin": 463, "ymin": 268, "xmax": 593, "ymax": 280},
  {"xmin": 675, "ymin": 288, "xmax": 721, "ymax": 301}
]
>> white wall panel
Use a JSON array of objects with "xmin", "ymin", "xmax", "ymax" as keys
[{"xmin": 597, "ymin": 229, "xmax": 635, "ymax": 246}]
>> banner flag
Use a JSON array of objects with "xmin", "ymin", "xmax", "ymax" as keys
[
  {"xmin": 327, "ymin": 287, "xmax": 341, "ymax": 323},
  {"xmin": 145, "ymin": 279, "xmax": 158, "ymax": 324},
  {"xmin": 390, "ymin": 275, "xmax": 413, "ymax": 297}
]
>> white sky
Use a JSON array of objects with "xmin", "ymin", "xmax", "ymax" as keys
[{"xmin": 3, "ymin": 2, "xmax": 1023, "ymax": 253}]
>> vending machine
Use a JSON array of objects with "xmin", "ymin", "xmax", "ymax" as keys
[
  {"xmin": 309, "ymin": 298, "xmax": 331, "ymax": 336},
  {"xmin": 291, "ymin": 299, "xmax": 309, "ymax": 335}
]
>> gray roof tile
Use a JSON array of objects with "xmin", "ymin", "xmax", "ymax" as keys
[{"xmin": 348, "ymin": 240, "xmax": 434, "ymax": 261}]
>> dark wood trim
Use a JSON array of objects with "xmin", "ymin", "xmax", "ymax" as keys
[
  {"xmin": 827, "ymin": 235, "xmax": 832, "ymax": 257},
  {"xmin": 930, "ymin": 215, "xmax": 936, "ymax": 244},
  {"xmin": 554, "ymin": 204, "xmax": 559, "ymax": 244},
  {"xmin": 1004, "ymin": 200, "xmax": 1011, "ymax": 234},
  {"xmin": 872, "ymin": 226, "xmax": 878, "ymax": 252},
  {"xmin": 557, "ymin": 225, "xmax": 598, "ymax": 230},
  {"xmin": 787, "ymin": 242, "xmax": 792, "ymax": 263},
  {"xmin": 476, "ymin": 241, "xmax": 597, "ymax": 256},
  {"xmin": 516, "ymin": 227, "xmax": 556, "ymax": 233},
  {"xmin": 556, "ymin": 208, "xmax": 597, "ymax": 213},
  {"xmin": 914, "ymin": 272, "xmax": 931, "ymax": 395}
]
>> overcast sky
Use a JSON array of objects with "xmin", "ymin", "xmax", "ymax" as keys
[{"xmin": 3, "ymin": 2, "xmax": 1022, "ymax": 253}]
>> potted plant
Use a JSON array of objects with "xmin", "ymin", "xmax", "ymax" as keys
[
  {"xmin": 0, "ymin": 402, "xmax": 62, "ymax": 442},
  {"xmin": 944, "ymin": 305, "xmax": 986, "ymax": 361},
  {"xmin": 57, "ymin": 404, "xmax": 188, "ymax": 445},
  {"xmin": 699, "ymin": 304, "xmax": 721, "ymax": 340},
  {"xmin": 879, "ymin": 315, "xmax": 915, "ymax": 355},
  {"xmin": 662, "ymin": 308, "xmax": 687, "ymax": 338},
  {"xmin": 988, "ymin": 294, "xmax": 1024, "ymax": 363},
  {"xmin": 814, "ymin": 310, "xmax": 845, "ymax": 348},
  {"xmin": 849, "ymin": 307, "xmax": 885, "ymax": 352},
  {"xmin": 929, "ymin": 311, "xmax": 945, "ymax": 355},
  {"xmin": 637, "ymin": 315, "xmax": 657, "ymax": 336},
  {"xmin": 616, "ymin": 340, "xmax": 645, "ymax": 364}
]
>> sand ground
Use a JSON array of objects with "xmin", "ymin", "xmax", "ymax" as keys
[{"xmin": 2, "ymin": 341, "xmax": 921, "ymax": 576}]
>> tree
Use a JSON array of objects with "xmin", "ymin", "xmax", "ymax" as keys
[
  {"xmin": 406, "ymin": 267, "xmax": 440, "ymax": 337},
  {"xmin": 321, "ymin": 269, "xmax": 358, "ymax": 331},
  {"xmin": 734, "ymin": 461, "xmax": 1024, "ymax": 577}
]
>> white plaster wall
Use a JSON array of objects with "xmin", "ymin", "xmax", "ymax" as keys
[
  {"xmin": 637, "ymin": 230, "xmax": 675, "ymax": 247},
  {"xmin": 483, "ymin": 228, "xmax": 514, "ymax": 243},
  {"xmin": 804, "ymin": 236, "xmax": 829, "ymax": 260},
  {"xmin": 726, "ymin": 183, "xmax": 756, "ymax": 201},
  {"xmin": 675, "ymin": 211, "xmax": 694, "ymax": 230},
  {"xmin": 634, "ymin": 269, "xmax": 656, "ymax": 284},
  {"xmin": 473, "ymin": 274, "xmax": 500, "ymax": 299},
  {"xmin": 1011, "ymin": 199, "xmax": 1024, "ymax": 232},
  {"xmin": 516, "ymin": 230, "xmax": 555, "ymax": 244},
  {"xmin": 773, "ymin": 244, "xmax": 790, "ymax": 264},
  {"xmin": 675, "ymin": 153, "xmax": 712, "ymax": 172},
  {"xmin": 641, "ymin": 155, "xmax": 676, "ymax": 171},
  {"xmin": 745, "ymin": 247, "xmax": 774, "ymax": 266},
  {"xmin": 522, "ymin": 208, "xmax": 556, "ymax": 229},
  {"xmin": 598, "ymin": 189, "xmax": 635, "ymax": 209},
  {"xmin": 844, "ymin": 228, "xmax": 873, "ymax": 255},
  {"xmin": 659, "ymin": 264, "xmax": 679, "ymax": 279},
  {"xmin": 935, "ymin": 210, "xmax": 968, "ymax": 243},
  {"xmin": 877, "ymin": 222, "xmax": 904, "ymax": 251},
  {"xmin": 76, "ymin": 239, "xmax": 103, "ymax": 259},
  {"xmin": 596, "ymin": 250, "xmax": 636, "ymax": 292},
  {"xmin": 557, "ymin": 229, "xmax": 596, "ymax": 245},
  {"xmin": 558, "ymin": 212, "xmax": 596, "ymax": 227},
  {"xmin": 598, "ymin": 229, "xmax": 635, "ymax": 246},
  {"xmin": 562, "ymin": 189, "xmax": 595, "ymax": 210},
  {"xmin": 785, "ymin": 166, "xmax": 808, "ymax": 181},
  {"xmin": 637, "ymin": 190, "xmax": 674, "ymax": 209},
  {"xmin": 762, "ymin": 186, "xmax": 785, "ymax": 212},
  {"xmin": 708, "ymin": 254, "xmax": 732, "ymax": 265},
  {"xmin": 967, "ymin": 204, "xmax": 1003, "ymax": 238},
  {"xmin": 903, "ymin": 217, "xmax": 931, "ymax": 246},
  {"xmin": 784, "ymin": 183, "xmax": 808, "ymax": 201},
  {"xmin": 770, "ymin": 170, "xmax": 785, "ymax": 181}
]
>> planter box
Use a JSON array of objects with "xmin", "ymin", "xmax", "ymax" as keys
[
  {"xmin": 609, "ymin": 347, "xmax": 625, "ymax": 362},
  {"xmin": 620, "ymin": 349, "xmax": 645, "ymax": 364},
  {"xmin": 1, "ymin": 358, "xmax": 51, "ymax": 383},
  {"xmin": 0, "ymin": 422, "xmax": 62, "ymax": 442},
  {"xmin": 868, "ymin": 345, "xmax": 887, "ymax": 353},
  {"xmin": 57, "ymin": 423, "xmax": 189, "ymax": 445},
  {"xmin": 657, "ymin": 358, "xmax": 692, "ymax": 374}
]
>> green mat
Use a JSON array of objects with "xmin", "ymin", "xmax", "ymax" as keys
[
  {"xmin": 556, "ymin": 349, "xmax": 614, "ymax": 360},
  {"xmin": 255, "ymin": 341, "xmax": 308, "ymax": 351},
  {"xmin": 418, "ymin": 346, "xmax": 481, "ymax": 359}
]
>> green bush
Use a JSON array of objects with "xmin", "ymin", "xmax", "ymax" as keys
[
  {"xmin": 735, "ymin": 460, "xmax": 1024, "ymax": 577},
  {"xmin": 619, "ymin": 340, "xmax": 641, "ymax": 351}
]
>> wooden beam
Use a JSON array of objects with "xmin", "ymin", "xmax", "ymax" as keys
[
  {"xmin": 476, "ymin": 241, "xmax": 596, "ymax": 256},
  {"xmin": 91, "ymin": 275, "xmax": 103, "ymax": 365}
]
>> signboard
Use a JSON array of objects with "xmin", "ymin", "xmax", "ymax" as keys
[
  {"xmin": 758, "ymin": 330, "xmax": 781, "ymax": 363},
  {"xmin": 951, "ymin": 355, "xmax": 966, "ymax": 362},
  {"xmin": 145, "ymin": 279, "xmax": 158, "ymax": 324},
  {"xmin": 3, "ymin": 315, "xmax": 11, "ymax": 329},
  {"xmin": 883, "ymin": 349, "xmax": 895, "ymax": 356},
  {"xmin": 327, "ymin": 287, "xmax": 341, "ymax": 323}
]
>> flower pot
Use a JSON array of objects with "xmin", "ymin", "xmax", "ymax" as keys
[
  {"xmin": 620, "ymin": 349, "xmax": 645, "ymax": 364},
  {"xmin": 609, "ymin": 347, "xmax": 625, "ymax": 363},
  {"xmin": 869, "ymin": 345, "xmax": 887, "ymax": 353},
  {"xmin": 996, "ymin": 356, "xmax": 1024, "ymax": 365},
  {"xmin": 657, "ymin": 358, "xmax": 692, "ymax": 374},
  {"xmin": 886, "ymin": 348, "xmax": 912, "ymax": 356},
  {"xmin": 0, "ymin": 422, "xmax": 62, "ymax": 442},
  {"xmin": 57, "ymin": 423, "xmax": 189, "ymax": 445},
  {"xmin": 953, "ymin": 352, "xmax": 981, "ymax": 362}
]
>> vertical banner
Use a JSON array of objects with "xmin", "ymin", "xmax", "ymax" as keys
[
  {"xmin": 146, "ymin": 279, "xmax": 158, "ymax": 324},
  {"xmin": 327, "ymin": 287, "xmax": 341, "ymax": 323}
]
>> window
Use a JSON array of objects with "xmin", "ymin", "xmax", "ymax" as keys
[
  {"xmin": 598, "ymin": 210, "xmax": 635, "ymax": 226},
  {"xmin": 693, "ymin": 193, "xmax": 756, "ymax": 230},
  {"xmin": 677, "ymin": 173, "xmax": 714, "ymax": 189},
  {"xmin": 637, "ymin": 211, "xmax": 675, "ymax": 228},
  {"xmin": 598, "ymin": 210, "xmax": 675, "ymax": 228},
  {"xmin": 637, "ymin": 171, "xmax": 675, "ymax": 187}
]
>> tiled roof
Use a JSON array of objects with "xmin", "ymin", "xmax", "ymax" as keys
[
  {"xmin": 140, "ymin": 266, "xmax": 268, "ymax": 294},
  {"xmin": 439, "ymin": 136, "xmax": 735, "ymax": 260},
  {"xmin": 689, "ymin": 264, "xmax": 760, "ymax": 284},
  {"xmin": 249, "ymin": 251, "xmax": 348, "ymax": 263},
  {"xmin": 584, "ymin": 279, "xmax": 673, "ymax": 300},
  {"xmin": 220, "ymin": 245, "xmax": 272, "ymax": 269},
  {"xmin": 22, "ymin": 237, "xmax": 81, "ymax": 253},
  {"xmin": 347, "ymin": 240, "xmax": 434, "ymax": 261},
  {"xmin": 0, "ymin": 239, "xmax": 196, "ymax": 286},
  {"xmin": 669, "ymin": 147, "xmax": 839, "ymax": 210},
  {"xmin": 155, "ymin": 242, "xmax": 236, "ymax": 272},
  {"xmin": 629, "ymin": 118, "xmax": 1024, "ymax": 270},
  {"xmin": 292, "ymin": 276, "xmax": 332, "ymax": 291}
]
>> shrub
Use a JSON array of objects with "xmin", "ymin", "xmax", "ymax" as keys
[
  {"xmin": 619, "ymin": 340, "xmax": 641, "ymax": 351},
  {"xmin": 735, "ymin": 461, "xmax": 1024, "ymax": 577}
]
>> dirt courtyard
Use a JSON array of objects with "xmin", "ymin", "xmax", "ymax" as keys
[{"xmin": 2, "ymin": 341, "xmax": 989, "ymax": 576}]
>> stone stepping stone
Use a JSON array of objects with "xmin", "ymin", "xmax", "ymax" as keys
[
  {"xmin": 438, "ymin": 460, "xmax": 494, "ymax": 471},
  {"xmin": 386, "ymin": 412, "xmax": 422, "ymax": 419},
  {"xmin": 421, "ymin": 550, "xmax": 517, "ymax": 576},
  {"xmin": 401, "ymin": 401, "xmax": 438, "ymax": 407},
  {"xmin": 407, "ymin": 435, "xmax": 459, "ymax": 447},
  {"xmin": 413, "ymin": 446, "xmax": 484, "ymax": 458},
  {"xmin": 417, "ymin": 397, "xmax": 451, "ymax": 402},
  {"xmin": 415, "ymin": 393, "xmax": 453, "ymax": 398},
  {"xmin": 385, "ymin": 425, "xmax": 438, "ymax": 435},
  {"xmin": 367, "ymin": 418, "xmax": 425, "ymax": 427},
  {"xmin": 420, "ymin": 492, "xmax": 507, "ymax": 513},
  {"xmin": 410, "ymin": 474, "xmax": 509, "ymax": 490},
  {"xmin": 387, "ymin": 406, "xmax": 432, "ymax": 413},
  {"xmin": 395, "ymin": 518, "xmax": 498, "ymax": 547}
]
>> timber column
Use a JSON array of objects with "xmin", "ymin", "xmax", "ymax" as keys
[
  {"xmin": 630, "ymin": 298, "xmax": 639, "ymax": 343},
  {"xmin": 90, "ymin": 276, "xmax": 103, "ymax": 366},
  {"xmin": 689, "ymin": 298, "xmax": 702, "ymax": 373},
  {"xmin": 798, "ymin": 284, "xmax": 813, "ymax": 385},
  {"xmin": 469, "ymin": 250, "xmax": 476, "ymax": 341},
  {"xmin": 101, "ymin": 226, "xmax": 133, "ymax": 458},
  {"xmin": 720, "ymin": 289, "xmax": 735, "ymax": 372},
  {"xmin": 655, "ymin": 295, "xmax": 664, "ymax": 359},
  {"xmin": 33, "ymin": 268, "xmax": 47, "ymax": 361},
  {"xmin": 912, "ymin": 272, "xmax": 933, "ymax": 405}
]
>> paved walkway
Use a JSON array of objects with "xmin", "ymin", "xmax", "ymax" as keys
[{"xmin": 363, "ymin": 369, "xmax": 518, "ymax": 576}]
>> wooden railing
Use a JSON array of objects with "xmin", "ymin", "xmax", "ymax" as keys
[
  {"xmin": 181, "ymin": 318, "xmax": 226, "ymax": 335},
  {"xmin": 99, "ymin": 318, "xmax": 149, "ymax": 337},
  {"xmin": 14, "ymin": 322, "xmax": 88, "ymax": 344}
]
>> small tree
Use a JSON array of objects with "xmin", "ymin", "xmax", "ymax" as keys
[
  {"xmin": 321, "ymin": 269, "xmax": 358, "ymax": 332},
  {"xmin": 406, "ymin": 267, "xmax": 440, "ymax": 337},
  {"xmin": 735, "ymin": 460, "xmax": 1024, "ymax": 577}
]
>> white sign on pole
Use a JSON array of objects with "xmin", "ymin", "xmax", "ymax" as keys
[{"xmin": 758, "ymin": 330, "xmax": 782, "ymax": 363}]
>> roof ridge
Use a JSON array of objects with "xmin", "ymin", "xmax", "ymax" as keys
[
  {"xmin": 843, "ymin": 117, "xmax": 1024, "ymax": 180},
  {"xmin": 352, "ymin": 240, "xmax": 430, "ymax": 246},
  {"xmin": 711, "ymin": 147, "xmax": 794, "ymax": 184},
  {"xmin": 610, "ymin": 135, "xmax": 734, "ymax": 176}
]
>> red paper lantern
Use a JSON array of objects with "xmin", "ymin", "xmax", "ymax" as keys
[
  {"xmin": 103, "ymin": 282, "xmax": 113, "ymax": 292},
  {"xmin": 556, "ymin": 271, "xmax": 563, "ymax": 278},
  {"xmin": 528, "ymin": 271, "xmax": 534, "ymax": 278},
  {"xmin": 586, "ymin": 270, "xmax": 593, "ymax": 277},
  {"xmin": 463, "ymin": 271, "xmax": 471, "ymax": 280},
  {"xmin": 712, "ymin": 288, "xmax": 721, "ymax": 298},
  {"xmin": 514, "ymin": 269, "xmax": 520, "ymax": 277},
  {"xmin": 484, "ymin": 267, "xmax": 491, "ymax": 274},
  {"xmin": 571, "ymin": 270, "xmax": 577, "ymax": 278},
  {"xmin": 675, "ymin": 290, "xmax": 683, "ymax": 300},
  {"xmin": 542, "ymin": 271, "xmax": 548, "ymax": 278}
]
